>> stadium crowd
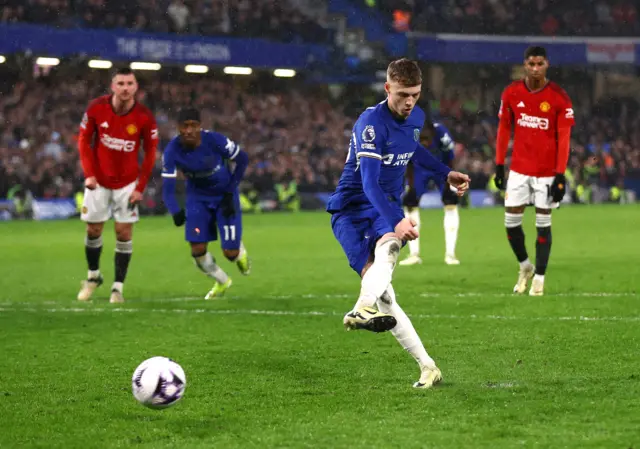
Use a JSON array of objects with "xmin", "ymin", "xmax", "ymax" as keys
[
  {"xmin": 1, "ymin": 67, "xmax": 638, "ymax": 211},
  {"xmin": 0, "ymin": 0, "xmax": 331, "ymax": 44},
  {"xmin": 4, "ymin": 0, "xmax": 638, "ymax": 41},
  {"xmin": 373, "ymin": 0, "xmax": 640, "ymax": 36}
]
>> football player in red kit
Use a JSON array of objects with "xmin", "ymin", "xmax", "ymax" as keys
[
  {"xmin": 77, "ymin": 68, "xmax": 158, "ymax": 303},
  {"xmin": 494, "ymin": 46, "xmax": 575, "ymax": 296}
]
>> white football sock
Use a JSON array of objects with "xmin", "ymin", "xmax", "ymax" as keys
[
  {"xmin": 520, "ymin": 258, "xmax": 532, "ymax": 269},
  {"xmin": 378, "ymin": 284, "xmax": 437, "ymax": 369},
  {"xmin": 112, "ymin": 282, "xmax": 123, "ymax": 293},
  {"xmin": 444, "ymin": 206, "xmax": 459, "ymax": 256},
  {"xmin": 88, "ymin": 269, "xmax": 101, "ymax": 280},
  {"xmin": 194, "ymin": 252, "xmax": 229, "ymax": 284},
  {"xmin": 404, "ymin": 208, "xmax": 421, "ymax": 256},
  {"xmin": 232, "ymin": 242, "xmax": 247, "ymax": 262},
  {"xmin": 352, "ymin": 237, "xmax": 401, "ymax": 310},
  {"xmin": 533, "ymin": 274, "xmax": 545, "ymax": 283}
]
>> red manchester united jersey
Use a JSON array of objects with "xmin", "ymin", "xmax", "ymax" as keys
[
  {"xmin": 78, "ymin": 95, "xmax": 158, "ymax": 191},
  {"xmin": 498, "ymin": 81, "xmax": 575, "ymax": 177}
]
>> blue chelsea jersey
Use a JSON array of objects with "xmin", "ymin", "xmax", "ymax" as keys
[
  {"xmin": 327, "ymin": 100, "xmax": 425, "ymax": 212},
  {"xmin": 161, "ymin": 130, "xmax": 241, "ymax": 198},
  {"xmin": 414, "ymin": 122, "xmax": 454, "ymax": 177}
]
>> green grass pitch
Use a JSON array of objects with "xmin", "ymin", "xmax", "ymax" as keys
[{"xmin": 1, "ymin": 205, "xmax": 639, "ymax": 448}]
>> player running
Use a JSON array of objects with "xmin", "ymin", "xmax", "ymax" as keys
[
  {"xmin": 77, "ymin": 68, "xmax": 159, "ymax": 304},
  {"xmin": 400, "ymin": 120, "xmax": 461, "ymax": 266},
  {"xmin": 326, "ymin": 59, "xmax": 470, "ymax": 389},
  {"xmin": 161, "ymin": 108, "xmax": 250, "ymax": 299},
  {"xmin": 494, "ymin": 46, "xmax": 575, "ymax": 296}
]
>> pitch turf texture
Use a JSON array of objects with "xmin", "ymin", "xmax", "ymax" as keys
[{"xmin": 1, "ymin": 206, "xmax": 639, "ymax": 449}]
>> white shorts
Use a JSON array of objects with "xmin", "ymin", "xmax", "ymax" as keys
[
  {"xmin": 505, "ymin": 170, "xmax": 559, "ymax": 210},
  {"xmin": 81, "ymin": 181, "xmax": 140, "ymax": 223}
]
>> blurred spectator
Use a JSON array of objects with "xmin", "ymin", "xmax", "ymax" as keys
[
  {"xmin": 0, "ymin": 0, "xmax": 331, "ymax": 44},
  {"xmin": 167, "ymin": 0, "xmax": 190, "ymax": 33},
  {"xmin": 1, "ymin": 65, "xmax": 638, "ymax": 209},
  {"xmin": 372, "ymin": 0, "xmax": 640, "ymax": 36}
]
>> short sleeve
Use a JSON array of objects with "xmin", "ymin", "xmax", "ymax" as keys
[
  {"xmin": 498, "ymin": 87, "xmax": 512, "ymax": 121},
  {"xmin": 161, "ymin": 144, "xmax": 177, "ymax": 178},
  {"xmin": 210, "ymin": 131, "xmax": 241, "ymax": 160},
  {"xmin": 557, "ymin": 93, "xmax": 575, "ymax": 128},
  {"xmin": 353, "ymin": 116, "xmax": 386, "ymax": 160}
]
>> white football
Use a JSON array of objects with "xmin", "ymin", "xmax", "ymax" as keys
[{"xmin": 131, "ymin": 356, "xmax": 186, "ymax": 409}]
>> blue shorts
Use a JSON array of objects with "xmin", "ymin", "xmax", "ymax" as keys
[
  {"xmin": 331, "ymin": 206, "xmax": 397, "ymax": 275},
  {"xmin": 414, "ymin": 170, "xmax": 445, "ymax": 198},
  {"xmin": 185, "ymin": 191, "xmax": 242, "ymax": 249}
]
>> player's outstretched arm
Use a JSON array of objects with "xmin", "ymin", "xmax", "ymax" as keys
[
  {"xmin": 550, "ymin": 103, "xmax": 574, "ymax": 202},
  {"xmin": 495, "ymin": 90, "xmax": 513, "ymax": 190},
  {"xmin": 161, "ymin": 177, "xmax": 185, "ymax": 226},
  {"xmin": 360, "ymin": 156, "xmax": 410, "ymax": 234},
  {"xmin": 413, "ymin": 143, "xmax": 451, "ymax": 180},
  {"xmin": 135, "ymin": 116, "xmax": 160, "ymax": 195},
  {"xmin": 228, "ymin": 149, "xmax": 249, "ymax": 190},
  {"xmin": 160, "ymin": 146, "xmax": 185, "ymax": 226},
  {"xmin": 78, "ymin": 108, "xmax": 99, "ymax": 189}
]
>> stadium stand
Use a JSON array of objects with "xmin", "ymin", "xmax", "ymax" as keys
[
  {"xmin": 368, "ymin": 0, "xmax": 640, "ymax": 36},
  {"xmin": 1, "ymin": 66, "xmax": 639, "ymax": 212},
  {"xmin": 0, "ymin": 0, "xmax": 331, "ymax": 43}
]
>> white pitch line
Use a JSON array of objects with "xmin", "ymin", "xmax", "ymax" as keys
[
  {"xmin": 419, "ymin": 292, "xmax": 638, "ymax": 298},
  {"xmin": 1, "ymin": 306, "xmax": 640, "ymax": 323},
  {"xmin": 0, "ymin": 291, "xmax": 635, "ymax": 307}
]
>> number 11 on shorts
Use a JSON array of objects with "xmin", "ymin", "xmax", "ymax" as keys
[{"xmin": 223, "ymin": 225, "xmax": 236, "ymax": 241}]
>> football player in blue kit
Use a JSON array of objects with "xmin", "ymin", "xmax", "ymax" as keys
[
  {"xmin": 400, "ymin": 120, "xmax": 461, "ymax": 266},
  {"xmin": 162, "ymin": 108, "xmax": 251, "ymax": 299},
  {"xmin": 326, "ymin": 59, "xmax": 470, "ymax": 389}
]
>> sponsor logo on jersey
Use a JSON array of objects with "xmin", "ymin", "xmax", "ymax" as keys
[
  {"xmin": 101, "ymin": 134, "xmax": 137, "ymax": 152},
  {"xmin": 517, "ymin": 113, "xmax": 549, "ymax": 130},
  {"xmin": 126, "ymin": 124, "xmax": 138, "ymax": 135},
  {"xmin": 100, "ymin": 121, "xmax": 109, "ymax": 129},
  {"xmin": 517, "ymin": 101, "xmax": 525, "ymax": 108},
  {"xmin": 382, "ymin": 151, "xmax": 414, "ymax": 166},
  {"xmin": 539, "ymin": 101, "xmax": 551, "ymax": 112},
  {"xmin": 362, "ymin": 125, "xmax": 375, "ymax": 143}
]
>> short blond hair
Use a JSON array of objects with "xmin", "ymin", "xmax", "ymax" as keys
[{"xmin": 387, "ymin": 58, "xmax": 422, "ymax": 87}]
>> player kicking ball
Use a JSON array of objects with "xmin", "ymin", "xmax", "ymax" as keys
[
  {"xmin": 494, "ymin": 46, "xmax": 575, "ymax": 296},
  {"xmin": 400, "ymin": 120, "xmax": 461, "ymax": 266},
  {"xmin": 77, "ymin": 68, "xmax": 159, "ymax": 304},
  {"xmin": 162, "ymin": 108, "xmax": 251, "ymax": 299},
  {"xmin": 326, "ymin": 59, "xmax": 470, "ymax": 388}
]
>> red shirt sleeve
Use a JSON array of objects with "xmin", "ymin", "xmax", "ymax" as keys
[
  {"xmin": 135, "ymin": 110, "xmax": 159, "ymax": 193},
  {"xmin": 496, "ymin": 87, "xmax": 512, "ymax": 165},
  {"xmin": 78, "ymin": 105, "xmax": 98, "ymax": 179},
  {"xmin": 555, "ymin": 92, "xmax": 575, "ymax": 174}
]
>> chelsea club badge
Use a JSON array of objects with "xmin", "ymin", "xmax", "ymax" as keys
[{"xmin": 414, "ymin": 128, "xmax": 420, "ymax": 141}]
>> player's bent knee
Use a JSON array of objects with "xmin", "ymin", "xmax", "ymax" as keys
[
  {"xmin": 223, "ymin": 249, "xmax": 239, "ymax": 261},
  {"xmin": 505, "ymin": 212, "xmax": 524, "ymax": 228},
  {"xmin": 535, "ymin": 213, "xmax": 552, "ymax": 228},
  {"xmin": 86, "ymin": 222, "xmax": 104, "ymax": 239},
  {"xmin": 190, "ymin": 243, "xmax": 207, "ymax": 258},
  {"xmin": 115, "ymin": 223, "xmax": 133, "ymax": 241},
  {"xmin": 506, "ymin": 206, "xmax": 526, "ymax": 214}
]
